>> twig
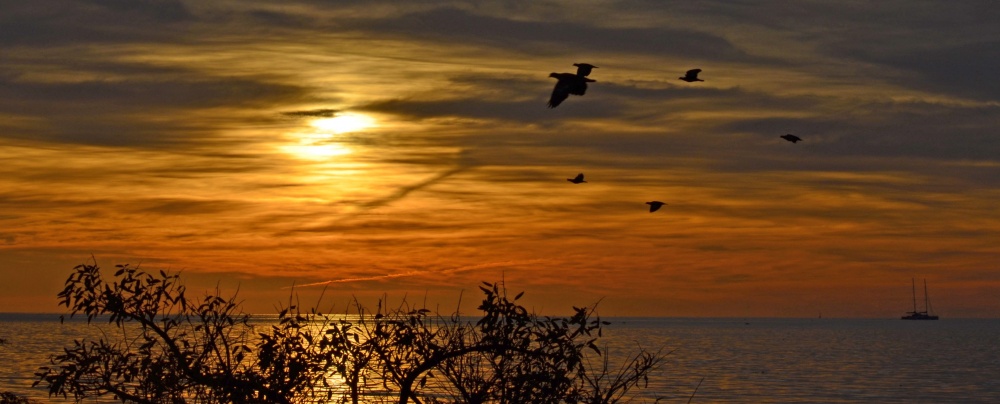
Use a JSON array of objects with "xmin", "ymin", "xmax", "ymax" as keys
[{"xmin": 687, "ymin": 377, "xmax": 705, "ymax": 404}]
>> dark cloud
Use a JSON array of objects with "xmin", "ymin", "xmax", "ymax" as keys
[
  {"xmin": 281, "ymin": 109, "xmax": 341, "ymax": 118},
  {"xmin": 0, "ymin": 191, "xmax": 110, "ymax": 208},
  {"xmin": 365, "ymin": 73, "xmax": 823, "ymax": 128},
  {"xmin": 362, "ymin": 96, "xmax": 623, "ymax": 124},
  {"xmin": 0, "ymin": 76, "xmax": 305, "ymax": 110},
  {"xmin": 839, "ymin": 40, "xmax": 1000, "ymax": 101},
  {"xmin": 81, "ymin": 0, "xmax": 193, "ymax": 22},
  {"xmin": 289, "ymin": 218, "xmax": 463, "ymax": 235},
  {"xmin": 343, "ymin": 7, "xmax": 763, "ymax": 61},
  {"xmin": 362, "ymin": 73, "xmax": 631, "ymax": 122},
  {"xmin": 132, "ymin": 198, "xmax": 251, "ymax": 216},
  {"xmin": 0, "ymin": 0, "xmax": 194, "ymax": 46},
  {"xmin": 716, "ymin": 102, "xmax": 1000, "ymax": 161},
  {"xmin": 599, "ymin": 81, "xmax": 827, "ymax": 114},
  {"xmin": 0, "ymin": 75, "xmax": 309, "ymax": 147},
  {"xmin": 235, "ymin": 9, "xmax": 332, "ymax": 30},
  {"xmin": 360, "ymin": 167, "xmax": 468, "ymax": 209}
]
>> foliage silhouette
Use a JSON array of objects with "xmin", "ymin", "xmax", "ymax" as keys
[
  {"xmin": 35, "ymin": 263, "xmax": 664, "ymax": 403},
  {"xmin": 0, "ymin": 391, "xmax": 35, "ymax": 404}
]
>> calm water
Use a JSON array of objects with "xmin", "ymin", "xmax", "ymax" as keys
[{"xmin": 2, "ymin": 315, "xmax": 998, "ymax": 403}]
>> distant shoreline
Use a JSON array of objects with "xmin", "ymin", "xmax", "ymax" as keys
[{"xmin": 2, "ymin": 313, "xmax": 999, "ymax": 320}]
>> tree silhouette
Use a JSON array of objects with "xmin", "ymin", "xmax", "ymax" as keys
[
  {"xmin": 0, "ymin": 391, "xmax": 35, "ymax": 404},
  {"xmin": 35, "ymin": 263, "xmax": 664, "ymax": 403}
]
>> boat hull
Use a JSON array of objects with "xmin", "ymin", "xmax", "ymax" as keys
[{"xmin": 901, "ymin": 312, "xmax": 939, "ymax": 320}]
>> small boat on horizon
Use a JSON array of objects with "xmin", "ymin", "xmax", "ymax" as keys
[{"xmin": 901, "ymin": 278, "xmax": 938, "ymax": 320}]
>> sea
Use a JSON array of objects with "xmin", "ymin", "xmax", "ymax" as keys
[{"xmin": 2, "ymin": 314, "xmax": 998, "ymax": 403}]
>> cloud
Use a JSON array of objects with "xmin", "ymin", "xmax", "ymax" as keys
[
  {"xmin": 82, "ymin": 0, "xmax": 193, "ymax": 22},
  {"xmin": 715, "ymin": 101, "xmax": 1000, "ymax": 161},
  {"xmin": 363, "ymin": 96, "xmax": 623, "ymax": 124},
  {"xmin": 0, "ymin": 0, "xmax": 195, "ymax": 46},
  {"xmin": 281, "ymin": 109, "xmax": 341, "ymax": 118},
  {"xmin": 360, "ymin": 167, "xmax": 469, "ymax": 209},
  {"xmin": 341, "ymin": 7, "xmax": 765, "ymax": 61},
  {"xmin": 131, "ymin": 198, "xmax": 251, "ymax": 216},
  {"xmin": 840, "ymin": 40, "xmax": 1000, "ymax": 102},
  {"xmin": 0, "ymin": 74, "xmax": 310, "ymax": 147},
  {"xmin": 292, "ymin": 259, "xmax": 549, "ymax": 288},
  {"xmin": 0, "ymin": 76, "xmax": 306, "ymax": 111}
]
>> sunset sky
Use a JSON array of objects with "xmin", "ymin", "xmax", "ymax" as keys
[{"xmin": 2, "ymin": 1, "xmax": 998, "ymax": 317}]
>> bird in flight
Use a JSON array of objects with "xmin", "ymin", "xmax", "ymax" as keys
[
  {"xmin": 780, "ymin": 134, "xmax": 802, "ymax": 143},
  {"xmin": 567, "ymin": 173, "xmax": 587, "ymax": 184},
  {"xmin": 573, "ymin": 63, "xmax": 598, "ymax": 77},
  {"xmin": 548, "ymin": 72, "xmax": 595, "ymax": 108},
  {"xmin": 646, "ymin": 201, "xmax": 666, "ymax": 213},
  {"xmin": 679, "ymin": 69, "xmax": 704, "ymax": 82}
]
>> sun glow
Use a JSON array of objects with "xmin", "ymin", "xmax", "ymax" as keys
[
  {"xmin": 280, "ymin": 113, "xmax": 377, "ymax": 160},
  {"xmin": 281, "ymin": 132, "xmax": 353, "ymax": 160},
  {"xmin": 311, "ymin": 113, "xmax": 376, "ymax": 134}
]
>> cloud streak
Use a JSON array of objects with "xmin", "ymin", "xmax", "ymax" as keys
[{"xmin": 291, "ymin": 259, "xmax": 550, "ymax": 288}]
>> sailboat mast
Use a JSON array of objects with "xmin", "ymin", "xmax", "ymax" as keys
[
  {"xmin": 911, "ymin": 278, "xmax": 917, "ymax": 313},
  {"xmin": 923, "ymin": 279, "xmax": 930, "ymax": 313}
]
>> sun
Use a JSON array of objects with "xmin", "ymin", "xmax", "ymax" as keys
[
  {"xmin": 280, "ymin": 112, "xmax": 377, "ymax": 160},
  {"xmin": 310, "ymin": 113, "xmax": 376, "ymax": 134}
]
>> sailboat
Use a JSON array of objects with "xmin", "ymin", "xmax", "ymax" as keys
[{"xmin": 901, "ymin": 278, "xmax": 938, "ymax": 320}]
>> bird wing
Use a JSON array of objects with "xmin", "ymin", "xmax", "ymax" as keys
[
  {"xmin": 686, "ymin": 69, "xmax": 701, "ymax": 77},
  {"xmin": 573, "ymin": 173, "xmax": 585, "ymax": 182},
  {"xmin": 548, "ymin": 80, "xmax": 572, "ymax": 108}
]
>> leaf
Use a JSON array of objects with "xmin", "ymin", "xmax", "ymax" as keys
[{"xmin": 587, "ymin": 341, "xmax": 602, "ymax": 356}]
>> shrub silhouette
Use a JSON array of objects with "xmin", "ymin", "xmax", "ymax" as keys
[
  {"xmin": 35, "ymin": 263, "xmax": 664, "ymax": 403},
  {"xmin": 0, "ymin": 391, "xmax": 35, "ymax": 404}
]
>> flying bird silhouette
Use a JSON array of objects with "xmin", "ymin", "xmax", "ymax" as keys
[
  {"xmin": 548, "ymin": 72, "xmax": 595, "ymax": 108},
  {"xmin": 780, "ymin": 134, "xmax": 802, "ymax": 143},
  {"xmin": 567, "ymin": 173, "xmax": 587, "ymax": 184},
  {"xmin": 679, "ymin": 69, "xmax": 704, "ymax": 82},
  {"xmin": 573, "ymin": 63, "xmax": 598, "ymax": 77},
  {"xmin": 646, "ymin": 201, "xmax": 666, "ymax": 213}
]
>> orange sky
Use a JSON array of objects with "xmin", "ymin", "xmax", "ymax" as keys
[{"xmin": 2, "ymin": 1, "xmax": 999, "ymax": 317}]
